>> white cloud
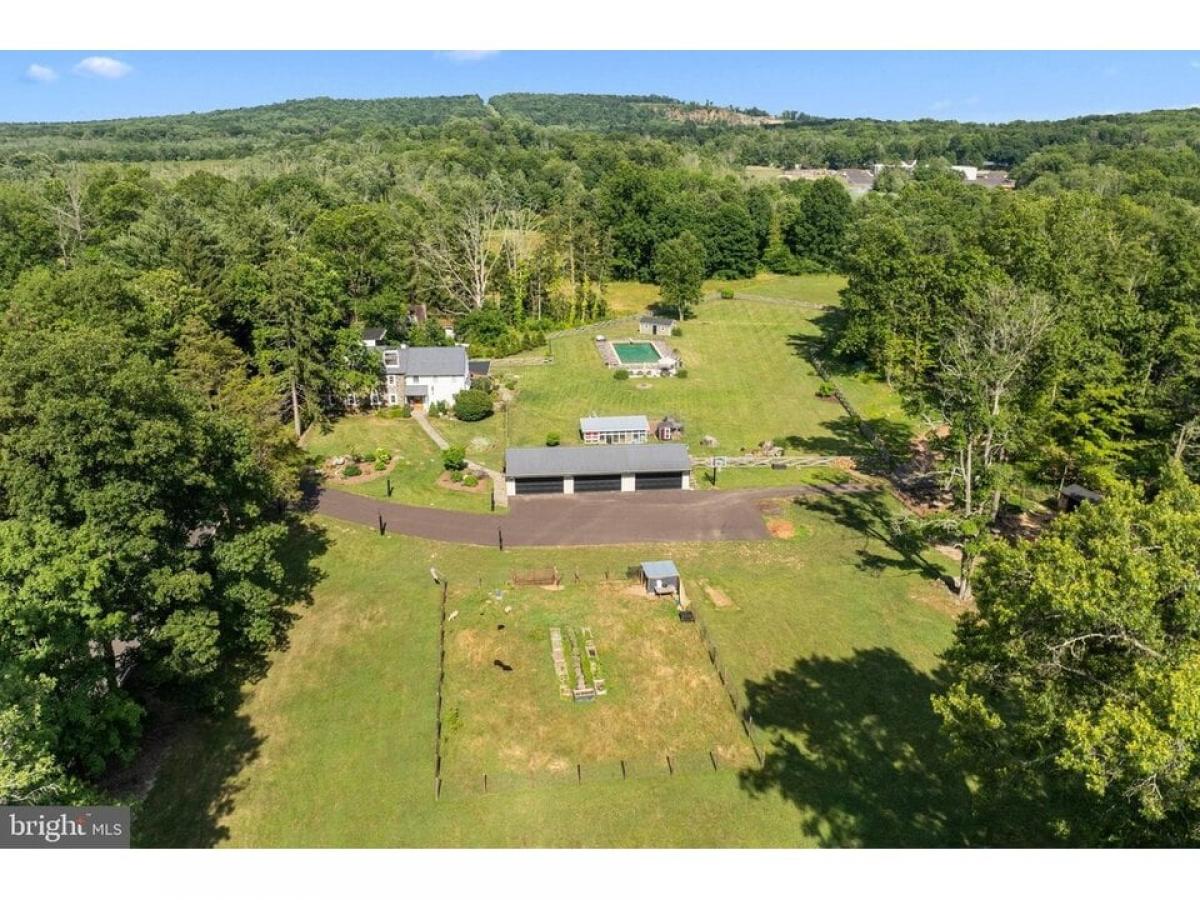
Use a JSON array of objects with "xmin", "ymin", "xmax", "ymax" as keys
[
  {"xmin": 73, "ymin": 56, "xmax": 133, "ymax": 79},
  {"xmin": 436, "ymin": 50, "xmax": 500, "ymax": 63},
  {"xmin": 24, "ymin": 63, "xmax": 57, "ymax": 83}
]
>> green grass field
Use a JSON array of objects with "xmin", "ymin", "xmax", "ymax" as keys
[
  {"xmin": 302, "ymin": 415, "xmax": 496, "ymax": 513},
  {"xmin": 136, "ymin": 486, "xmax": 976, "ymax": 848}
]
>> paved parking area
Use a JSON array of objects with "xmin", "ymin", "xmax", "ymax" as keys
[{"xmin": 311, "ymin": 483, "xmax": 875, "ymax": 548}]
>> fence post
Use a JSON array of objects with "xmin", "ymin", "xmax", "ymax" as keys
[
  {"xmin": 386, "ymin": 477, "xmax": 393, "ymax": 497},
  {"xmin": 484, "ymin": 773, "xmax": 488, "ymax": 794},
  {"xmin": 666, "ymin": 754, "xmax": 674, "ymax": 775},
  {"xmin": 377, "ymin": 513, "xmax": 386, "ymax": 536},
  {"xmin": 709, "ymin": 750, "xmax": 718, "ymax": 771},
  {"xmin": 498, "ymin": 527, "xmax": 504, "ymax": 551},
  {"xmin": 577, "ymin": 763, "xmax": 582, "ymax": 785},
  {"xmin": 621, "ymin": 760, "xmax": 626, "ymax": 780}
]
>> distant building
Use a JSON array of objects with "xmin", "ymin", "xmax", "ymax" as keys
[
  {"xmin": 580, "ymin": 415, "xmax": 650, "ymax": 445},
  {"xmin": 1059, "ymin": 484, "xmax": 1103, "ymax": 512},
  {"xmin": 640, "ymin": 560, "xmax": 681, "ymax": 596},
  {"xmin": 639, "ymin": 316, "xmax": 676, "ymax": 336},
  {"xmin": 655, "ymin": 416, "xmax": 684, "ymax": 441},
  {"xmin": 362, "ymin": 327, "xmax": 387, "ymax": 348}
]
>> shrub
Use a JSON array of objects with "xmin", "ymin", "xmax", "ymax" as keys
[
  {"xmin": 673, "ymin": 326, "xmax": 683, "ymax": 337},
  {"xmin": 473, "ymin": 375, "xmax": 496, "ymax": 394},
  {"xmin": 613, "ymin": 369, "xmax": 630, "ymax": 381},
  {"xmin": 676, "ymin": 368, "xmax": 688, "ymax": 379},
  {"xmin": 427, "ymin": 400, "xmax": 447, "ymax": 417},
  {"xmin": 342, "ymin": 463, "xmax": 362, "ymax": 478},
  {"xmin": 380, "ymin": 405, "xmax": 406, "ymax": 419},
  {"xmin": 450, "ymin": 469, "xmax": 464, "ymax": 483},
  {"xmin": 442, "ymin": 446, "xmax": 467, "ymax": 471},
  {"xmin": 503, "ymin": 374, "xmax": 518, "ymax": 390},
  {"xmin": 719, "ymin": 288, "xmax": 735, "ymax": 299},
  {"xmin": 463, "ymin": 474, "xmax": 479, "ymax": 487},
  {"xmin": 374, "ymin": 447, "xmax": 392, "ymax": 465},
  {"xmin": 453, "ymin": 388, "xmax": 494, "ymax": 422},
  {"xmin": 545, "ymin": 432, "xmax": 561, "ymax": 447},
  {"xmin": 400, "ymin": 404, "xmax": 412, "ymax": 418},
  {"xmin": 816, "ymin": 381, "xmax": 836, "ymax": 398}
]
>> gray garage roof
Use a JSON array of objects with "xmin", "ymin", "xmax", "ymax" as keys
[
  {"xmin": 505, "ymin": 444, "xmax": 691, "ymax": 478},
  {"xmin": 580, "ymin": 415, "xmax": 649, "ymax": 434}
]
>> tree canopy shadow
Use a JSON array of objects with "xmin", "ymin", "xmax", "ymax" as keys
[
  {"xmin": 128, "ymin": 515, "xmax": 328, "ymax": 847},
  {"xmin": 739, "ymin": 648, "xmax": 980, "ymax": 847},
  {"xmin": 133, "ymin": 709, "xmax": 262, "ymax": 848},
  {"xmin": 798, "ymin": 488, "xmax": 954, "ymax": 589}
]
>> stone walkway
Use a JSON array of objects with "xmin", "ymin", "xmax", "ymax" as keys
[{"xmin": 414, "ymin": 408, "xmax": 508, "ymax": 509}]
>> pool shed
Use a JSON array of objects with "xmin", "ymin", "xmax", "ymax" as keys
[
  {"xmin": 639, "ymin": 316, "xmax": 676, "ymax": 336},
  {"xmin": 504, "ymin": 444, "xmax": 692, "ymax": 496},
  {"xmin": 641, "ymin": 560, "xmax": 680, "ymax": 596}
]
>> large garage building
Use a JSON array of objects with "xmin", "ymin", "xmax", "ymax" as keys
[{"xmin": 504, "ymin": 444, "xmax": 692, "ymax": 496}]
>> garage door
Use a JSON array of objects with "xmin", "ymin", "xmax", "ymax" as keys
[
  {"xmin": 513, "ymin": 476, "xmax": 564, "ymax": 495},
  {"xmin": 574, "ymin": 474, "xmax": 622, "ymax": 492},
  {"xmin": 635, "ymin": 472, "xmax": 684, "ymax": 490}
]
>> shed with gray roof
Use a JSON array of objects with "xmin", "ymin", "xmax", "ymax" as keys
[
  {"xmin": 580, "ymin": 414, "xmax": 649, "ymax": 445},
  {"xmin": 504, "ymin": 444, "xmax": 691, "ymax": 496}
]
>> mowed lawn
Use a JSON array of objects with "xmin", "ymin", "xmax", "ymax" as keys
[
  {"xmin": 303, "ymin": 415, "xmax": 496, "ymax": 514},
  {"xmin": 136, "ymin": 486, "xmax": 973, "ymax": 848},
  {"xmin": 492, "ymin": 275, "xmax": 911, "ymax": 458}
]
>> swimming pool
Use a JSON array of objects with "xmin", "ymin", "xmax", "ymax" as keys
[{"xmin": 613, "ymin": 341, "xmax": 662, "ymax": 364}]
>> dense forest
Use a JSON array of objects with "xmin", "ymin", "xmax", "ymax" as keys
[{"xmin": 2, "ymin": 93, "xmax": 1200, "ymax": 844}]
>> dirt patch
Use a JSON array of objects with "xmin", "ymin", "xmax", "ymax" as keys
[
  {"xmin": 703, "ymin": 584, "xmax": 735, "ymax": 609},
  {"xmin": 933, "ymin": 543, "xmax": 963, "ymax": 562},
  {"xmin": 766, "ymin": 518, "xmax": 795, "ymax": 539},
  {"xmin": 437, "ymin": 471, "xmax": 491, "ymax": 494}
]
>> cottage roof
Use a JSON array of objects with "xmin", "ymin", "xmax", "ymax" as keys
[
  {"xmin": 505, "ymin": 444, "xmax": 690, "ymax": 478},
  {"xmin": 640, "ymin": 316, "xmax": 675, "ymax": 326},
  {"xmin": 468, "ymin": 359, "xmax": 491, "ymax": 377},
  {"xmin": 1061, "ymin": 484, "xmax": 1103, "ymax": 503},
  {"xmin": 362, "ymin": 327, "xmax": 387, "ymax": 342},
  {"xmin": 580, "ymin": 415, "xmax": 649, "ymax": 434}
]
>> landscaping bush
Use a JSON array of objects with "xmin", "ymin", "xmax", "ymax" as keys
[
  {"xmin": 374, "ymin": 447, "xmax": 391, "ymax": 464},
  {"xmin": 545, "ymin": 432, "xmax": 561, "ymax": 447},
  {"xmin": 380, "ymin": 404, "xmax": 411, "ymax": 419},
  {"xmin": 673, "ymin": 326, "xmax": 683, "ymax": 337},
  {"xmin": 453, "ymin": 388, "xmax": 494, "ymax": 422},
  {"xmin": 613, "ymin": 369, "xmax": 630, "ymax": 381},
  {"xmin": 342, "ymin": 463, "xmax": 362, "ymax": 478},
  {"xmin": 816, "ymin": 381, "xmax": 836, "ymax": 398},
  {"xmin": 473, "ymin": 375, "xmax": 496, "ymax": 394},
  {"xmin": 428, "ymin": 400, "xmax": 447, "ymax": 417},
  {"xmin": 719, "ymin": 288, "xmax": 735, "ymax": 299},
  {"xmin": 450, "ymin": 470, "xmax": 464, "ymax": 483},
  {"xmin": 442, "ymin": 446, "xmax": 467, "ymax": 471},
  {"xmin": 676, "ymin": 368, "xmax": 688, "ymax": 378},
  {"xmin": 463, "ymin": 474, "xmax": 479, "ymax": 487}
]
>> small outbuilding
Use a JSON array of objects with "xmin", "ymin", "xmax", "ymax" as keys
[
  {"xmin": 504, "ymin": 444, "xmax": 691, "ymax": 496},
  {"xmin": 655, "ymin": 416, "xmax": 684, "ymax": 441},
  {"xmin": 1059, "ymin": 483, "xmax": 1103, "ymax": 511},
  {"xmin": 640, "ymin": 560, "xmax": 680, "ymax": 596},
  {"xmin": 580, "ymin": 414, "xmax": 649, "ymax": 445},
  {"xmin": 639, "ymin": 316, "xmax": 676, "ymax": 337}
]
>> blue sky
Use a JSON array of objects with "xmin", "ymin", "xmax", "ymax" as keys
[{"xmin": 3, "ymin": 51, "xmax": 1200, "ymax": 124}]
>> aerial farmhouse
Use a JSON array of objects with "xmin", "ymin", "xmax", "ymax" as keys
[{"xmin": 359, "ymin": 328, "xmax": 472, "ymax": 408}]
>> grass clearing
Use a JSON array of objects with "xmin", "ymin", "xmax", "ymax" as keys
[
  {"xmin": 440, "ymin": 581, "xmax": 754, "ymax": 792},
  {"xmin": 137, "ymin": 483, "xmax": 976, "ymax": 848}
]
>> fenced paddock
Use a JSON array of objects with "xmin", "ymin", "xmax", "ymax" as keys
[{"xmin": 434, "ymin": 569, "xmax": 759, "ymax": 800}]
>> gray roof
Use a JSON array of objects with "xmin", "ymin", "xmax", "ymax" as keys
[
  {"xmin": 640, "ymin": 316, "xmax": 675, "ymax": 326},
  {"xmin": 469, "ymin": 359, "xmax": 491, "ymax": 376},
  {"xmin": 1061, "ymin": 484, "xmax": 1103, "ymax": 502},
  {"xmin": 580, "ymin": 415, "xmax": 649, "ymax": 434},
  {"xmin": 404, "ymin": 384, "xmax": 429, "ymax": 397},
  {"xmin": 362, "ymin": 327, "xmax": 387, "ymax": 342},
  {"xmin": 505, "ymin": 444, "xmax": 690, "ymax": 478},
  {"xmin": 378, "ymin": 345, "xmax": 468, "ymax": 377},
  {"xmin": 641, "ymin": 560, "xmax": 679, "ymax": 580}
]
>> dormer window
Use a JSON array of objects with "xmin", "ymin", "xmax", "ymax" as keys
[{"xmin": 383, "ymin": 350, "xmax": 400, "ymax": 367}]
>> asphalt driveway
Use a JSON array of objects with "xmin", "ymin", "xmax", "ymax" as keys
[{"xmin": 311, "ymin": 483, "xmax": 874, "ymax": 548}]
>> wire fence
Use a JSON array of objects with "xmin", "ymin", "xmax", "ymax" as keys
[
  {"xmin": 433, "ymin": 579, "xmax": 448, "ymax": 799},
  {"xmin": 437, "ymin": 748, "xmax": 735, "ymax": 800},
  {"xmin": 688, "ymin": 602, "xmax": 768, "ymax": 764}
]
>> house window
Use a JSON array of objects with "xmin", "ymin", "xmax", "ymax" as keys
[{"xmin": 383, "ymin": 351, "xmax": 400, "ymax": 367}]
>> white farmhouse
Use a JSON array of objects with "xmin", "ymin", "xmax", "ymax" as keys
[{"xmin": 361, "ymin": 328, "xmax": 471, "ymax": 408}]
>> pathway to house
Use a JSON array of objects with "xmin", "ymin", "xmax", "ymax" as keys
[
  {"xmin": 413, "ymin": 408, "xmax": 508, "ymax": 509},
  {"xmin": 309, "ymin": 481, "xmax": 876, "ymax": 548}
]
